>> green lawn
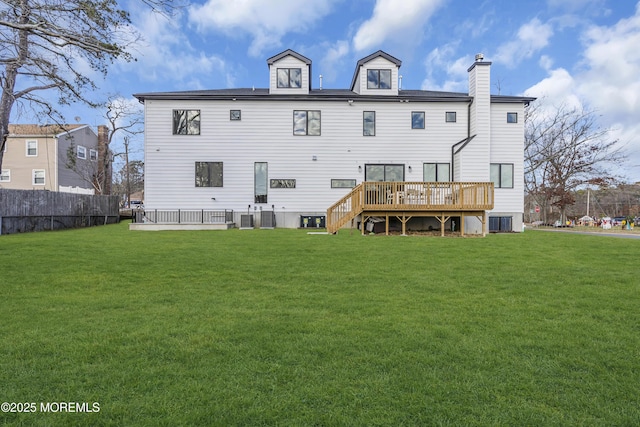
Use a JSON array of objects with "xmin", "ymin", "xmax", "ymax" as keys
[{"xmin": 1, "ymin": 223, "xmax": 638, "ymax": 426}]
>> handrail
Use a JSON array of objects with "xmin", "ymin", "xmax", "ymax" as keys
[{"xmin": 326, "ymin": 181, "xmax": 494, "ymax": 233}]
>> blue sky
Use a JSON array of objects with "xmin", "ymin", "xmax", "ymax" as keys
[{"xmin": 16, "ymin": 0, "xmax": 640, "ymax": 181}]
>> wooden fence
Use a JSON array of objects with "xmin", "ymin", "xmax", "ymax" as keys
[{"xmin": 0, "ymin": 189, "xmax": 120, "ymax": 235}]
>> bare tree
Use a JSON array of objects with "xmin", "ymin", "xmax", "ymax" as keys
[
  {"xmin": 100, "ymin": 95, "xmax": 144, "ymax": 194},
  {"xmin": 63, "ymin": 95, "xmax": 143, "ymax": 194},
  {"xmin": 0, "ymin": 0, "xmax": 181, "ymax": 173},
  {"xmin": 525, "ymin": 102, "xmax": 625, "ymax": 222}
]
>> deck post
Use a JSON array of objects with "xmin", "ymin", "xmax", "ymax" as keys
[{"xmin": 461, "ymin": 214, "xmax": 465, "ymax": 237}]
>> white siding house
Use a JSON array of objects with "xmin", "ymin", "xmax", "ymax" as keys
[{"xmin": 134, "ymin": 50, "xmax": 534, "ymax": 233}]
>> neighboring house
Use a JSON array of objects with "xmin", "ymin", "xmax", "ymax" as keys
[
  {"xmin": 1, "ymin": 124, "xmax": 109, "ymax": 194},
  {"xmin": 134, "ymin": 49, "xmax": 534, "ymax": 233}
]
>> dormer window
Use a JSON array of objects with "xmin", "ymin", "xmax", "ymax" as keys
[
  {"xmin": 367, "ymin": 69, "xmax": 391, "ymax": 89},
  {"xmin": 277, "ymin": 68, "xmax": 302, "ymax": 88}
]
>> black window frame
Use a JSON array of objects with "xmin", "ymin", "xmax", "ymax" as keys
[
  {"xmin": 331, "ymin": 179, "xmax": 356, "ymax": 188},
  {"xmin": 195, "ymin": 161, "xmax": 223, "ymax": 187},
  {"xmin": 230, "ymin": 110, "xmax": 241, "ymax": 121},
  {"xmin": 293, "ymin": 110, "xmax": 321, "ymax": 136},
  {"xmin": 277, "ymin": 68, "xmax": 302, "ymax": 88},
  {"xmin": 366, "ymin": 69, "xmax": 392, "ymax": 89},
  {"xmin": 363, "ymin": 111, "xmax": 376, "ymax": 136},
  {"xmin": 423, "ymin": 163, "xmax": 450, "ymax": 182},
  {"xmin": 411, "ymin": 111, "xmax": 425, "ymax": 129},
  {"xmin": 445, "ymin": 111, "xmax": 457, "ymax": 123},
  {"xmin": 173, "ymin": 110, "xmax": 201, "ymax": 135},
  {"xmin": 490, "ymin": 163, "xmax": 514, "ymax": 188},
  {"xmin": 507, "ymin": 112, "xmax": 518, "ymax": 123}
]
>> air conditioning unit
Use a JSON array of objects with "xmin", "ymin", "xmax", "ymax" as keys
[
  {"xmin": 261, "ymin": 211, "xmax": 275, "ymax": 228},
  {"xmin": 240, "ymin": 214, "xmax": 254, "ymax": 229}
]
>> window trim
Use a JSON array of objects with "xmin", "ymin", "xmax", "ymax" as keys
[
  {"xmin": 293, "ymin": 110, "xmax": 321, "ymax": 136},
  {"xmin": 423, "ymin": 163, "xmax": 450, "ymax": 182},
  {"xmin": 77, "ymin": 145, "xmax": 87, "ymax": 160},
  {"xmin": 363, "ymin": 111, "xmax": 376, "ymax": 136},
  {"xmin": 411, "ymin": 111, "xmax": 425, "ymax": 129},
  {"xmin": 270, "ymin": 179, "xmax": 296, "ymax": 188},
  {"xmin": 277, "ymin": 68, "xmax": 302, "ymax": 88},
  {"xmin": 32, "ymin": 169, "xmax": 45, "ymax": 186},
  {"xmin": 364, "ymin": 164, "xmax": 405, "ymax": 182},
  {"xmin": 507, "ymin": 112, "xmax": 518, "ymax": 123},
  {"xmin": 173, "ymin": 109, "xmax": 201, "ymax": 135},
  {"xmin": 26, "ymin": 140, "xmax": 38, "ymax": 157},
  {"xmin": 490, "ymin": 163, "xmax": 514, "ymax": 189},
  {"xmin": 230, "ymin": 110, "xmax": 241, "ymax": 121},
  {"xmin": 331, "ymin": 179, "xmax": 357, "ymax": 188},
  {"xmin": 254, "ymin": 162, "xmax": 268, "ymax": 203},
  {"xmin": 366, "ymin": 69, "xmax": 392, "ymax": 89},
  {"xmin": 195, "ymin": 161, "xmax": 223, "ymax": 188},
  {"xmin": 445, "ymin": 112, "xmax": 457, "ymax": 123},
  {"xmin": 0, "ymin": 169, "xmax": 10, "ymax": 182}
]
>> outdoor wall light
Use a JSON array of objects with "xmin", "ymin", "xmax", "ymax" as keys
[
  {"xmin": 408, "ymin": 165, "xmax": 412, "ymax": 173},
  {"xmin": 358, "ymin": 165, "xmax": 362, "ymax": 173},
  {"xmin": 348, "ymin": 99, "xmax": 354, "ymax": 105},
  {"xmin": 312, "ymin": 155, "xmax": 317, "ymax": 161}
]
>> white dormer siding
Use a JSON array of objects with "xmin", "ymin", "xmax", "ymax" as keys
[
  {"xmin": 350, "ymin": 51, "xmax": 401, "ymax": 96},
  {"xmin": 267, "ymin": 50, "xmax": 311, "ymax": 95}
]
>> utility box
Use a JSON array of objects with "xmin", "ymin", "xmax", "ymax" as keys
[
  {"xmin": 311, "ymin": 215, "xmax": 326, "ymax": 228},
  {"xmin": 300, "ymin": 215, "xmax": 313, "ymax": 228},
  {"xmin": 261, "ymin": 210, "xmax": 275, "ymax": 228},
  {"xmin": 240, "ymin": 214, "xmax": 254, "ymax": 229}
]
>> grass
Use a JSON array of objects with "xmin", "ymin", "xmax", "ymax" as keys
[{"xmin": 0, "ymin": 223, "xmax": 639, "ymax": 426}]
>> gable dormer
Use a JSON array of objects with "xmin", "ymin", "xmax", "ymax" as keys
[
  {"xmin": 267, "ymin": 49, "xmax": 312, "ymax": 95},
  {"xmin": 350, "ymin": 50, "xmax": 402, "ymax": 96}
]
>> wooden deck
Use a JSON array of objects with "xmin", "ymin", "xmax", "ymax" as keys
[{"xmin": 326, "ymin": 181, "xmax": 494, "ymax": 236}]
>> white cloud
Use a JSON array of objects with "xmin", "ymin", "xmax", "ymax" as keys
[
  {"xmin": 352, "ymin": 0, "xmax": 445, "ymax": 52},
  {"xmin": 188, "ymin": 0, "xmax": 336, "ymax": 57},
  {"xmin": 524, "ymin": 4, "xmax": 640, "ymax": 181},
  {"xmin": 494, "ymin": 18, "xmax": 554, "ymax": 67},
  {"xmin": 124, "ymin": 9, "xmax": 229, "ymax": 89},
  {"xmin": 577, "ymin": 3, "xmax": 640, "ymax": 180},
  {"xmin": 420, "ymin": 45, "xmax": 470, "ymax": 92},
  {"xmin": 577, "ymin": 4, "xmax": 640, "ymax": 122},
  {"xmin": 524, "ymin": 68, "xmax": 583, "ymax": 113},
  {"xmin": 319, "ymin": 40, "xmax": 350, "ymax": 84}
]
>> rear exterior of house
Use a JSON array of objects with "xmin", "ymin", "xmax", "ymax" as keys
[
  {"xmin": 1, "ymin": 124, "xmax": 104, "ymax": 194},
  {"xmin": 135, "ymin": 50, "xmax": 533, "ymax": 233}
]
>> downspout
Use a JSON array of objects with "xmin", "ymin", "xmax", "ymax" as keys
[{"xmin": 451, "ymin": 100, "xmax": 474, "ymax": 181}]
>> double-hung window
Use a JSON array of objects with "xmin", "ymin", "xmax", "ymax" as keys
[
  {"xmin": 293, "ymin": 111, "xmax": 321, "ymax": 136},
  {"xmin": 0, "ymin": 169, "xmax": 10, "ymax": 182},
  {"xmin": 173, "ymin": 110, "xmax": 201, "ymax": 135},
  {"xmin": 33, "ymin": 169, "xmax": 45, "ymax": 185},
  {"xmin": 490, "ymin": 163, "xmax": 514, "ymax": 188},
  {"xmin": 195, "ymin": 162, "xmax": 223, "ymax": 187},
  {"xmin": 90, "ymin": 149, "xmax": 98, "ymax": 161},
  {"xmin": 77, "ymin": 146, "xmax": 87, "ymax": 159},
  {"xmin": 363, "ymin": 111, "xmax": 375, "ymax": 136},
  {"xmin": 423, "ymin": 163, "xmax": 450, "ymax": 182},
  {"xmin": 367, "ymin": 69, "xmax": 391, "ymax": 89},
  {"xmin": 26, "ymin": 140, "xmax": 37, "ymax": 156},
  {"xmin": 277, "ymin": 68, "xmax": 302, "ymax": 88}
]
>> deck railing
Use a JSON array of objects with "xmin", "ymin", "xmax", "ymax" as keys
[
  {"xmin": 135, "ymin": 209, "xmax": 234, "ymax": 224},
  {"xmin": 327, "ymin": 181, "xmax": 494, "ymax": 233}
]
